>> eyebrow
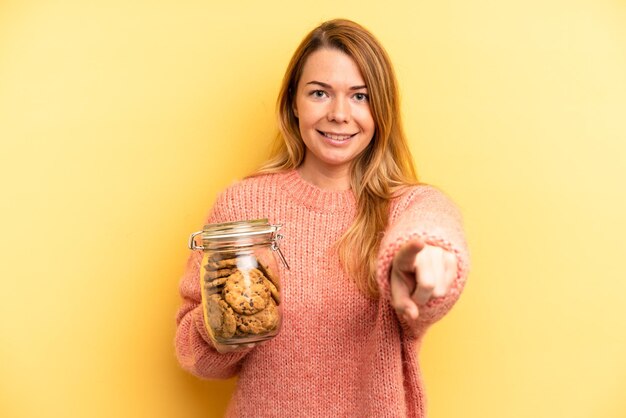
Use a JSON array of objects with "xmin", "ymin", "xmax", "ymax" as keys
[{"xmin": 305, "ymin": 81, "xmax": 367, "ymax": 90}]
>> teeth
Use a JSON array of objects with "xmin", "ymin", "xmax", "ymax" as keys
[{"xmin": 322, "ymin": 132, "xmax": 352, "ymax": 141}]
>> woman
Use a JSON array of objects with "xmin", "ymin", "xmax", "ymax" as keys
[{"xmin": 175, "ymin": 19, "xmax": 469, "ymax": 417}]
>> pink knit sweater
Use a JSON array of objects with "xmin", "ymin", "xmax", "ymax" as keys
[{"xmin": 175, "ymin": 169, "xmax": 469, "ymax": 418}]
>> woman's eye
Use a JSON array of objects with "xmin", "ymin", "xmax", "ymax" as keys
[
  {"xmin": 354, "ymin": 93, "xmax": 369, "ymax": 102},
  {"xmin": 311, "ymin": 90, "xmax": 327, "ymax": 98}
]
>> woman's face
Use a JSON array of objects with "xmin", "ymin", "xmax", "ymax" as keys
[{"xmin": 293, "ymin": 48, "xmax": 375, "ymax": 176}]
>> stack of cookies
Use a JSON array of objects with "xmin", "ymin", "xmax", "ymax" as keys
[{"xmin": 202, "ymin": 252, "xmax": 281, "ymax": 342}]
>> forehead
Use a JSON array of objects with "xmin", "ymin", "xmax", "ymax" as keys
[{"xmin": 298, "ymin": 48, "xmax": 366, "ymax": 87}]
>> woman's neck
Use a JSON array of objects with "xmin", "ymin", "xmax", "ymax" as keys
[{"xmin": 296, "ymin": 163, "xmax": 351, "ymax": 191}]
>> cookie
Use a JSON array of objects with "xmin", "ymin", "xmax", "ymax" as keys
[
  {"xmin": 205, "ymin": 294, "xmax": 223, "ymax": 332},
  {"xmin": 205, "ymin": 254, "xmax": 259, "ymax": 270},
  {"xmin": 204, "ymin": 276, "xmax": 228, "ymax": 289},
  {"xmin": 204, "ymin": 294, "xmax": 237, "ymax": 339},
  {"xmin": 205, "ymin": 258, "xmax": 239, "ymax": 270},
  {"xmin": 207, "ymin": 251, "xmax": 237, "ymax": 262},
  {"xmin": 204, "ymin": 266, "xmax": 238, "ymax": 280},
  {"xmin": 224, "ymin": 268, "xmax": 270, "ymax": 315},
  {"xmin": 263, "ymin": 277, "xmax": 280, "ymax": 306},
  {"xmin": 256, "ymin": 256, "xmax": 280, "ymax": 290},
  {"xmin": 217, "ymin": 299, "xmax": 237, "ymax": 339},
  {"xmin": 235, "ymin": 298, "xmax": 279, "ymax": 335},
  {"xmin": 203, "ymin": 282, "xmax": 223, "ymax": 297}
]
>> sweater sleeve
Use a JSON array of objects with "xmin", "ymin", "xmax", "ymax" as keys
[
  {"xmin": 376, "ymin": 185, "xmax": 470, "ymax": 326},
  {"xmin": 174, "ymin": 187, "xmax": 252, "ymax": 380}
]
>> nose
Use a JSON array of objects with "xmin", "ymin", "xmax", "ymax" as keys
[{"xmin": 328, "ymin": 96, "xmax": 350, "ymax": 123}]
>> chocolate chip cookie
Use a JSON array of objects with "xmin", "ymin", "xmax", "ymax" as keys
[
  {"xmin": 255, "ymin": 255, "xmax": 280, "ymax": 290},
  {"xmin": 235, "ymin": 298, "xmax": 279, "ymax": 335},
  {"xmin": 204, "ymin": 293, "xmax": 237, "ymax": 340},
  {"xmin": 223, "ymin": 268, "xmax": 270, "ymax": 315},
  {"xmin": 204, "ymin": 266, "xmax": 238, "ymax": 280}
]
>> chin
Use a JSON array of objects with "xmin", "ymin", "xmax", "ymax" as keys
[{"xmin": 321, "ymin": 158, "xmax": 352, "ymax": 167}]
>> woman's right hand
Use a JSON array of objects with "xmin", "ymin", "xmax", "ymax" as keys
[{"xmin": 389, "ymin": 238, "xmax": 457, "ymax": 334}]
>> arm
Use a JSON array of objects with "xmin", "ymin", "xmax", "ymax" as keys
[
  {"xmin": 376, "ymin": 186, "xmax": 470, "ymax": 329},
  {"xmin": 174, "ymin": 188, "xmax": 252, "ymax": 379}
]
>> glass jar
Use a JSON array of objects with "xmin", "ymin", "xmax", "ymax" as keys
[{"xmin": 188, "ymin": 219, "xmax": 289, "ymax": 346}]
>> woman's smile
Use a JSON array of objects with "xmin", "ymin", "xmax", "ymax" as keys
[{"xmin": 317, "ymin": 130, "xmax": 357, "ymax": 142}]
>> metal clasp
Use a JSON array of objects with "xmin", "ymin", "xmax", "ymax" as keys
[
  {"xmin": 188, "ymin": 231, "xmax": 204, "ymax": 251},
  {"xmin": 271, "ymin": 225, "xmax": 290, "ymax": 270}
]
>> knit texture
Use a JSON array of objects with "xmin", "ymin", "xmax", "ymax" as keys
[{"xmin": 175, "ymin": 169, "xmax": 470, "ymax": 418}]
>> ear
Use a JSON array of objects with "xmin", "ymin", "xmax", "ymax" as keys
[{"xmin": 293, "ymin": 104, "xmax": 299, "ymax": 118}]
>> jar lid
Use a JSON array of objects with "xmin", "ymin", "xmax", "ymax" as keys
[
  {"xmin": 188, "ymin": 219, "xmax": 290, "ymax": 270},
  {"xmin": 188, "ymin": 219, "xmax": 280, "ymax": 250},
  {"xmin": 201, "ymin": 218, "xmax": 277, "ymax": 241}
]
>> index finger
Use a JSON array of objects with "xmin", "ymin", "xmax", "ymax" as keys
[
  {"xmin": 390, "ymin": 269, "xmax": 419, "ymax": 322},
  {"xmin": 393, "ymin": 238, "xmax": 426, "ymax": 272}
]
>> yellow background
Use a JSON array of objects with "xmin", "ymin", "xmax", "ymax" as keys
[{"xmin": 1, "ymin": 0, "xmax": 625, "ymax": 417}]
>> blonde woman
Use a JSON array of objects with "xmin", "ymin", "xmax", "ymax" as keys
[{"xmin": 175, "ymin": 19, "xmax": 470, "ymax": 418}]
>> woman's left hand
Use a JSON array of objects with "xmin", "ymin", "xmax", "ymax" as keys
[{"xmin": 389, "ymin": 238, "xmax": 457, "ymax": 333}]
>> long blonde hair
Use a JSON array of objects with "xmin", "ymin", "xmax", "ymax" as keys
[{"xmin": 251, "ymin": 19, "xmax": 418, "ymax": 298}]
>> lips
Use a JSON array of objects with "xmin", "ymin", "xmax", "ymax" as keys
[{"xmin": 317, "ymin": 130, "xmax": 356, "ymax": 141}]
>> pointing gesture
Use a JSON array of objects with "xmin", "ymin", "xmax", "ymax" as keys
[{"xmin": 390, "ymin": 238, "xmax": 458, "ymax": 333}]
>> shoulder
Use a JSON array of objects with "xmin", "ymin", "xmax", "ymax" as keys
[
  {"xmin": 390, "ymin": 183, "xmax": 447, "ymax": 211},
  {"xmin": 389, "ymin": 183, "xmax": 460, "ymax": 224}
]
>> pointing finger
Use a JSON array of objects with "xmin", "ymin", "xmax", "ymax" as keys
[
  {"xmin": 392, "ymin": 238, "xmax": 426, "ymax": 272},
  {"xmin": 390, "ymin": 268, "xmax": 420, "ymax": 322}
]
